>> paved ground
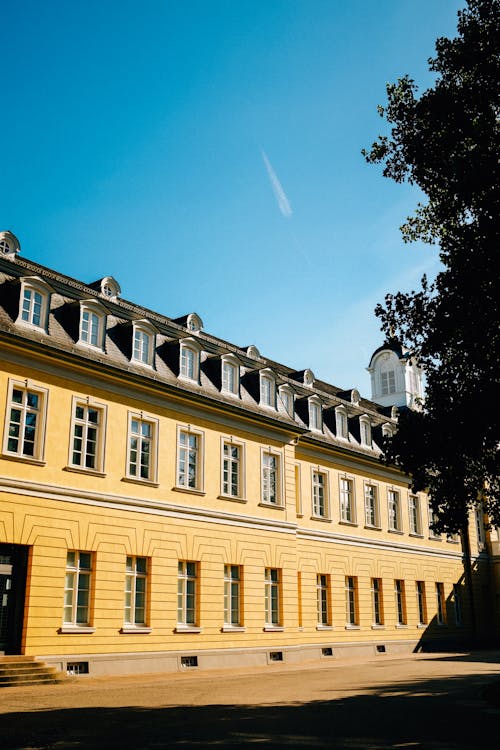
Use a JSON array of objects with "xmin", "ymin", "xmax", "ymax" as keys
[{"xmin": 1, "ymin": 651, "xmax": 500, "ymax": 749}]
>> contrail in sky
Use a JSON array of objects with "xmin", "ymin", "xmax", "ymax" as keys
[{"xmin": 261, "ymin": 150, "xmax": 292, "ymax": 218}]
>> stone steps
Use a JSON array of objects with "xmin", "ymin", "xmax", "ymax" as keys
[{"xmin": 0, "ymin": 656, "xmax": 65, "ymax": 688}]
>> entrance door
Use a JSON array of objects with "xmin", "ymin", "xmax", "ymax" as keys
[{"xmin": 0, "ymin": 544, "xmax": 29, "ymax": 654}]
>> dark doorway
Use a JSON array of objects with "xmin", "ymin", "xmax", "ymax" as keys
[{"xmin": 0, "ymin": 543, "xmax": 29, "ymax": 654}]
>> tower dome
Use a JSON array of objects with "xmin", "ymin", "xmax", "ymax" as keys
[{"xmin": 367, "ymin": 340, "xmax": 423, "ymax": 409}]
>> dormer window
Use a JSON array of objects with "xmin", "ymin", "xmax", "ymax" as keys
[
  {"xmin": 335, "ymin": 406, "xmax": 348, "ymax": 439},
  {"xmin": 132, "ymin": 320, "xmax": 156, "ymax": 367},
  {"xmin": 260, "ymin": 369, "xmax": 276, "ymax": 408},
  {"xmin": 351, "ymin": 389, "xmax": 360, "ymax": 406},
  {"xmin": 221, "ymin": 354, "xmax": 240, "ymax": 395},
  {"xmin": 16, "ymin": 277, "xmax": 52, "ymax": 331},
  {"xmin": 382, "ymin": 422, "xmax": 394, "ymax": 438},
  {"xmin": 359, "ymin": 415, "xmax": 372, "ymax": 447},
  {"xmin": 186, "ymin": 313, "xmax": 203, "ymax": 333},
  {"xmin": 278, "ymin": 385, "xmax": 294, "ymax": 418},
  {"xmin": 303, "ymin": 369, "xmax": 315, "ymax": 387},
  {"xmin": 246, "ymin": 345, "xmax": 260, "ymax": 360},
  {"xmin": 79, "ymin": 301, "xmax": 106, "ymax": 350},
  {"xmin": 100, "ymin": 276, "xmax": 121, "ymax": 300},
  {"xmin": 179, "ymin": 338, "xmax": 201, "ymax": 382},
  {"xmin": 0, "ymin": 230, "xmax": 20, "ymax": 259},
  {"xmin": 308, "ymin": 397, "xmax": 322, "ymax": 432}
]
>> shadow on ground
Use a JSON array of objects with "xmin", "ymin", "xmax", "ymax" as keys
[{"xmin": 2, "ymin": 668, "xmax": 500, "ymax": 750}]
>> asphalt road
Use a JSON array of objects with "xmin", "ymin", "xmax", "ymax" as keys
[{"xmin": 1, "ymin": 652, "xmax": 500, "ymax": 749}]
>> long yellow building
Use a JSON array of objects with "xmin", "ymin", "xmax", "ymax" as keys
[{"xmin": 0, "ymin": 230, "xmax": 496, "ymax": 676}]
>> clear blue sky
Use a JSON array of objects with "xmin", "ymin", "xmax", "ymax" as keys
[{"xmin": 1, "ymin": 0, "xmax": 464, "ymax": 395}]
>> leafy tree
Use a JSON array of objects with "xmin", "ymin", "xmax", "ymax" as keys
[{"xmin": 363, "ymin": 0, "xmax": 500, "ymax": 538}]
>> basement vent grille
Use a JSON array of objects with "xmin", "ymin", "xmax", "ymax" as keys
[
  {"xmin": 67, "ymin": 661, "xmax": 89, "ymax": 675},
  {"xmin": 269, "ymin": 651, "xmax": 283, "ymax": 662},
  {"xmin": 376, "ymin": 644, "xmax": 386, "ymax": 653},
  {"xmin": 322, "ymin": 647, "xmax": 333, "ymax": 656},
  {"xmin": 180, "ymin": 655, "xmax": 198, "ymax": 668}
]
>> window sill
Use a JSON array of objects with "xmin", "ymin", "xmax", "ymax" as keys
[
  {"xmin": 258, "ymin": 502, "xmax": 285, "ymax": 510},
  {"xmin": 395, "ymin": 624, "xmax": 408, "ymax": 629},
  {"xmin": 345, "ymin": 624, "xmax": 360, "ymax": 630},
  {"xmin": 76, "ymin": 341, "xmax": 105, "ymax": 353},
  {"xmin": 1, "ymin": 453, "xmax": 46, "ymax": 466},
  {"xmin": 364, "ymin": 525, "xmax": 382, "ymax": 531},
  {"xmin": 316, "ymin": 625, "xmax": 334, "ymax": 631},
  {"xmin": 131, "ymin": 360, "xmax": 155, "ymax": 370},
  {"xmin": 122, "ymin": 476, "xmax": 159, "ymax": 488},
  {"xmin": 15, "ymin": 319, "xmax": 48, "ymax": 334},
  {"xmin": 417, "ymin": 623, "xmax": 427, "ymax": 629},
  {"xmin": 64, "ymin": 466, "xmax": 106, "ymax": 478},
  {"xmin": 263, "ymin": 626, "xmax": 284, "ymax": 632},
  {"xmin": 388, "ymin": 528, "xmax": 404, "ymax": 535},
  {"xmin": 58, "ymin": 626, "xmax": 95, "ymax": 634},
  {"xmin": 446, "ymin": 538, "xmax": 460, "ymax": 544},
  {"xmin": 175, "ymin": 625, "xmax": 202, "ymax": 634},
  {"xmin": 221, "ymin": 389, "xmax": 240, "ymax": 398},
  {"xmin": 409, "ymin": 532, "xmax": 424, "ymax": 539},
  {"xmin": 310, "ymin": 515, "xmax": 332, "ymax": 523},
  {"xmin": 178, "ymin": 374, "xmax": 200, "ymax": 385},
  {"xmin": 172, "ymin": 486, "xmax": 206, "ymax": 497},
  {"xmin": 296, "ymin": 513, "xmax": 304, "ymax": 518},
  {"xmin": 339, "ymin": 520, "xmax": 358, "ymax": 527},
  {"xmin": 428, "ymin": 536, "xmax": 442, "ymax": 542},
  {"xmin": 120, "ymin": 626, "xmax": 152, "ymax": 634},
  {"xmin": 218, "ymin": 494, "xmax": 247, "ymax": 504},
  {"xmin": 221, "ymin": 626, "xmax": 246, "ymax": 633},
  {"xmin": 371, "ymin": 624, "xmax": 385, "ymax": 630}
]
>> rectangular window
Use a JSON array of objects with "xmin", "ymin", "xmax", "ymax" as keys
[
  {"xmin": 360, "ymin": 418, "xmax": 371, "ymax": 446},
  {"xmin": 436, "ymin": 582, "xmax": 446, "ymax": 625},
  {"xmin": 133, "ymin": 328, "xmax": 151, "ymax": 364},
  {"xmin": 309, "ymin": 401, "xmax": 322, "ymax": 431},
  {"xmin": 371, "ymin": 578, "xmax": 384, "ymax": 625},
  {"xmin": 340, "ymin": 477, "xmax": 355, "ymax": 523},
  {"xmin": 279, "ymin": 388, "xmax": 293, "ymax": 417},
  {"xmin": 312, "ymin": 470, "xmax": 328, "ymax": 518},
  {"xmin": 64, "ymin": 551, "xmax": 92, "ymax": 626},
  {"xmin": 335, "ymin": 408, "xmax": 348, "ymax": 439},
  {"xmin": 222, "ymin": 441, "xmax": 242, "ymax": 498},
  {"xmin": 388, "ymin": 490, "xmax": 401, "ymax": 531},
  {"xmin": 345, "ymin": 576, "xmax": 358, "ymax": 626},
  {"xmin": 394, "ymin": 579, "xmax": 406, "ymax": 625},
  {"xmin": 177, "ymin": 429, "xmax": 202, "ymax": 490},
  {"xmin": 475, "ymin": 506, "xmax": 486, "ymax": 550},
  {"xmin": 381, "ymin": 370, "xmax": 396, "ymax": 395},
  {"xmin": 364, "ymin": 484, "xmax": 379, "ymax": 527},
  {"xmin": 297, "ymin": 571, "xmax": 303, "ymax": 628},
  {"xmin": 124, "ymin": 556, "xmax": 148, "ymax": 626},
  {"xmin": 260, "ymin": 375, "xmax": 275, "ymax": 408},
  {"xmin": 21, "ymin": 287, "xmax": 43, "ymax": 327},
  {"xmin": 452, "ymin": 583, "xmax": 462, "ymax": 626},
  {"xmin": 316, "ymin": 574, "xmax": 331, "ymax": 626},
  {"xmin": 295, "ymin": 464, "xmax": 302, "ymax": 516},
  {"xmin": 265, "ymin": 568, "xmax": 281, "ymax": 626},
  {"xmin": 416, "ymin": 581, "xmax": 427, "ymax": 625},
  {"xmin": 127, "ymin": 415, "xmax": 157, "ymax": 481},
  {"xmin": 4, "ymin": 382, "xmax": 47, "ymax": 460},
  {"xmin": 261, "ymin": 451, "xmax": 280, "ymax": 505},
  {"xmin": 80, "ymin": 309, "xmax": 103, "ymax": 348},
  {"xmin": 409, "ymin": 495, "xmax": 422, "ymax": 535},
  {"xmin": 177, "ymin": 561, "xmax": 198, "ymax": 626},
  {"xmin": 224, "ymin": 564, "xmax": 241, "ymax": 626},
  {"xmin": 70, "ymin": 401, "xmax": 105, "ymax": 472},
  {"xmin": 222, "ymin": 360, "xmax": 238, "ymax": 394},
  {"xmin": 180, "ymin": 345, "xmax": 198, "ymax": 381}
]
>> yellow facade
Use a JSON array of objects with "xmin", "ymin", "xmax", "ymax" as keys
[{"xmin": 0, "ymin": 241, "xmax": 495, "ymax": 675}]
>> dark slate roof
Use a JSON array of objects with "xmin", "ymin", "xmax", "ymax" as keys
[{"xmin": 368, "ymin": 338, "xmax": 411, "ymax": 368}]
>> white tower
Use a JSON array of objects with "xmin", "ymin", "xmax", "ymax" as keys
[{"xmin": 367, "ymin": 341, "xmax": 423, "ymax": 409}]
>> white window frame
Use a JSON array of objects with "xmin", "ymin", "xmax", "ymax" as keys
[
  {"xmin": 339, "ymin": 475, "xmax": 356, "ymax": 524},
  {"xmin": 124, "ymin": 555, "xmax": 148, "ymax": 627},
  {"xmin": 132, "ymin": 320, "xmax": 156, "ymax": 367},
  {"xmin": 381, "ymin": 369, "xmax": 396, "ymax": 396},
  {"xmin": 408, "ymin": 494, "xmax": 422, "ymax": 535},
  {"xmin": 224, "ymin": 564, "xmax": 242, "ymax": 627},
  {"xmin": 316, "ymin": 573, "xmax": 331, "ymax": 627},
  {"xmin": 359, "ymin": 415, "xmax": 372, "ymax": 447},
  {"xmin": 371, "ymin": 577, "xmax": 384, "ymax": 626},
  {"xmin": 126, "ymin": 412, "xmax": 159, "ymax": 483},
  {"xmin": 295, "ymin": 463, "xmax": 302, "ymax": 516},
  {"xmin": 176, "ymin": 425, "xmax": 204, "ymax": 492},
  {"xmin": 63, "ymin": 550, "xmax": 93, "ymax": 627},
  {"xmin": 259, "ymin": 369, "xmax": 276, "ymax": 409},
  {"xmin": 68, "ymin": 396, "xmax": 107, "ymax": 474},
  {"xmin": 311, "ymin": 467, "xmax": 329, "ymax": 519},
  {"xmin": 335, "ymin": 405, "xmax": 348, "ymax": 440},
  {"xmin": 220, "ymin": 437, "xmax": 245, "ymax": 500},
  {"xmin": 308, "ymin": 397, "xmax": 322, "ymax": 432},
  {"xmin": 17, "ymin": 276, "xmax": 52, "ymax": 331},
  {"xmin": 382, "ymin": 422, "xmax": 394, "ymax": 438},
  {"xmin": 177, "ymin": 560, "xmax": 198, "ymax": 627},
  {"xmin": 221, "ymin": 354, "xmax": 240, "ymax": 396},
  {"xmin": 388, "ymin": 489, "xmax": 402, "ymax": 532},
  {"xmin": 278, "ymin": 385, "xmax": 294, "ymax": 418},
  {"xmin": 260, "ymin": 448, "xmax": 282, "ymax": 506},
  {"xmin": 179, "ymin": 338, "xmax": 202, "ymax": 383},
  {"xmin": 3, "ymin": 379, "xmax": 49, "ymax": 462},
  {"xmin": 264, "ymin": 567, "xmax": 281, "ymax": 627},
  {"xmin": 364, "ymin": 483, "xmax": 379, "ymax": 528},
  {"xmin": 78, "ymin": 300, "xmax": 107, "ymax": 350},
  {"xmin": 345, "ymin": 575, "xmax": 358, "ymax": 626}
]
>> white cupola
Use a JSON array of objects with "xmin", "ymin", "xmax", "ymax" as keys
[{"xmin": 367, "ymin": 340, "xmax": 423, "ymax": 409}]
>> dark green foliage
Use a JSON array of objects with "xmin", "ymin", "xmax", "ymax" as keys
[{"xmin": 363, "ymin": 0, "xmax": 500, "ymax": 532}]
